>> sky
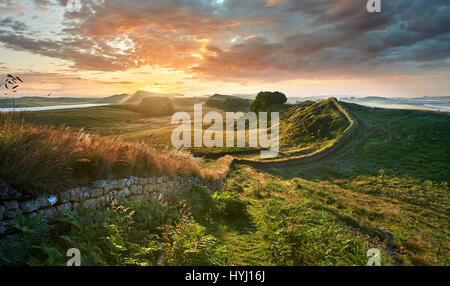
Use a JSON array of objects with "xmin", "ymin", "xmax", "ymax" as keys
[{"xmin": 0, "ymin": 0, "xmax": 449, "ymax": 98}]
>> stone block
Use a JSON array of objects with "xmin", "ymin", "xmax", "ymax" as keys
[
  {"xmin": 20, "ymin": 200, "xmax": 40, "ymax": 213},
  {"xmin": 58, "ymin": 191, "xmax": 71, "ymax": 203},
  {"xmin": 57, "ymin": 203, "xmax": 72, "ymax": 212},
  {"xmin": 4, "ymin": 201, "xmax": 19, "ymax": 210},
  {"xmin": 117, "ymin": 188, "xmax": 131, "ymax": 198},
  {"xmin": 90, "ymin": 188, "xmax": 104, "ymax": 198},
  {"xmin": 82, "ymin": 199, "xmax": 99, "ymax": 209},
  {"xmin": 143, "ymin": 184, "xmax": 154, "ymax": 193},
  {"xmin": 130, "ymin": 185, "xmax": 143, "ymax": 195},
  {"xmin": 69, "ymin": 188, "xmax": 82, "ymax": 202},
  {"xmin": 80, "ymin": 187, "xmax": 90, "ymax": 200},
  {"xmin": 92, "ymin": 180, "xmax": 107, "ymax": 188},
  {"xmin": 5, "ymin": 208, "xmax": 20, "ymax": 219}
]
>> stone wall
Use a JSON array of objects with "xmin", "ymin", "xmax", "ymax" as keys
[{"xmin": 0, "ymin": 176, "xmax": 215, "ymax": 235}]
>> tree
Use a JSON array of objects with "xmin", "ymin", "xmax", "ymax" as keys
[{"xmin": 250, "ymin": 91, "xmax": 287, "ymax": 113}]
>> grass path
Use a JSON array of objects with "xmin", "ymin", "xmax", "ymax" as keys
[{"xmin": 213, "ymin": 197, "xmax": 275, "ymax": 266}]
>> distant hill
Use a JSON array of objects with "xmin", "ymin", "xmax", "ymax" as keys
[
  {"xmin": 104, "ymin": 90, "xmax": 183, "ymax": 104},
  {"xmin": 280, "ymin": 98, "xmax": 350, "ymax": 147},
  {"xmin": 205, "ymin": 94, "xmax": 252, "ymax": 111},
  {"xmin": 138, "ymin": 97, "xmax": 175, "ymax": 117},
  {"xmin": 103, "ymin": 93, "xmax": 130, "ymax": 104}
]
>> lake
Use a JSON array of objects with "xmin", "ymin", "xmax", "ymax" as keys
[{"xmin": 0, "ymin": 103, "xmax": 110, "ymax": 113}]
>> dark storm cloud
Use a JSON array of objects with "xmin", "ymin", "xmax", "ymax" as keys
[
  {"xmin": 0, "ymin": 18, "xmax": 28, "ymax": 31},
  {"xmin": 0, "ymin": 0, "xmax": 448, "ymax": 80}
]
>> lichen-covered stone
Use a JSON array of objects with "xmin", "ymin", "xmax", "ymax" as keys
[
  {"xmin": 130, "ymin": 185, "xmax": 143, "ymax": 195},
  {"xmin": 20, "ymin": 200, "xmax": 40, "ymax": 213},
  {"xmin": 103, "ymin": 181, "xmax": 115, "ymax": 193},
  {"xmin": 3, "ymin": 201, "xmax": 19, "ymax": 210},
  {"xmin": 90, "ymin": 188, "xmax": 104, "ymax": 198},
  {"xmin": 129, "ymin": 176, "xmax": 138, "ymax": 185},
  {"xmin": 81, "ymin": 198, "xmax": 99, "ymax": 209},
  {"xmin": 69, "ymin": 188, "xmax": 82, "ymax": 202},
  {"xmin": 138, "ymin": 178, "xmax": 148, "ymax": 185},
  {"xmin": 58, "ymin": 191, "xmax": 71, "ymax": 203},
  {"xmin": 92, "ymin": 180, "xmax": 107, "ymax": 188},
  {"xmin": 144, "ymin": 184, "xmax": 154, "ymax": 193},
  {"xmin": 118, "ymin": 180, "xmax": 126, "ymax": 189},
  {"xmin": 57, "ymin": 203, "xmax": 72, "ymax": 212},
  {"xmin": 36, "ymin": 195, "xmax": 58, "ymax": 208},
  {"xmin": 5, "ymin": 208, "xmax": 20, "ymax": 219},
  {"xmin": 80, "ymin": 187, "xmax": 90, "ymax": 200},
  {"xmin": 117, "ymin": 188, "xmax": 131, "ymax": 198}
]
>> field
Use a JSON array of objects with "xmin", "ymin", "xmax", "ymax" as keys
[{"xmin": 0, "ymin": 97, "xmax": 448, "ymax": 266}]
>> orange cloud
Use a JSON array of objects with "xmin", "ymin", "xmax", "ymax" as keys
[{"xmin": 265, "ymin": 0, "xmax": 286, "ymax": 7}]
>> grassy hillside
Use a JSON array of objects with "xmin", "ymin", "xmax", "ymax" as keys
[
  {"xmin": 205, "ymin": 94, "xmax": 252, "ymax": 112},
  {"xmin": 4, "ymin": 163, "xmax": 446, "ymax": 266},
  {"xmin": 14, "ymin": 97, "xmax": 356, "ymax": 160},
  {"xmin": 280, "ymin": 98, "xmax": 350, "ymax": 149},
  {"xmin": 0, "ymin": 99, "xmax": 448, "ymax": 266},
  {"xmin": 277, "ymin": 102, "xmax": 450, "ymax": 182},
  {"xmin": 0, "ymin": 114, "xmax": 231, "ymax": 197}
]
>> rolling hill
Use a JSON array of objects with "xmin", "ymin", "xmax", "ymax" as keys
[{"xmin": 280, "ymin": 98, "xmax": 350, "ymax": 148}]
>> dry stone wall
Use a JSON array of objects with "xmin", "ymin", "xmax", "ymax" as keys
[{"xmin": 0, "ymin": 176, "xmax": 216, "ymax": 235}]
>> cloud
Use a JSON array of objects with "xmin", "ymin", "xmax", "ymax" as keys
[{"xmin": 0, "ymin": 0, "xmax": 448, "ymax": 83}]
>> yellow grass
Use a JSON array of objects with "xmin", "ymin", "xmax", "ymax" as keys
[{"xmin": 0, "ymin": 114, "xmax": 230, "ymax": 196}]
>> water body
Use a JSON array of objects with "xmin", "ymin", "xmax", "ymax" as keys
[
  {"xmin": 340, "ymin": 99, "xmax": 450, "ymax": 112},
  {"xmin": 0, "ymin": 103, "xmax": 110, "ymax": 113}
]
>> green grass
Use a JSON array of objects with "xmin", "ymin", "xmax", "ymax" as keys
[
  {"xmin": 280, "ymin": 98, "xmax": 349, "ymax": 148},
  {"xmin": 14, "ymin": 163, "xmax": 444, "ymax": 266},
  {"xmin": 0, "ymin": 192, "xmax": 227, "ymax": 266},
  {"xmin": 1, "ymin": 97, "xmax": 448, "ymax": 266},
  {"xmin": 276, "ymin": 102, "xmax": 450, "ymax": 182}
]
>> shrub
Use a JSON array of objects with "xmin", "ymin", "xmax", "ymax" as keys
[
  {"xmin": 212, "ymin": 192, "xmax": 248, "ymax": 218},
  {"xmin": 0, "ymin": 196, "xmax": 226, "ymax": 266},
  {"xmin": 162, "ymin": 217, "xmax": 225, "ymax": 266},
  {"xmin": 0, "ymin": 214, "xmax": 62, "ymax": 266}
]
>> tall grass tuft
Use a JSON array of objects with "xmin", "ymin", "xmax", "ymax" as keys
[{"xmin": 0, "ymin": 114, "xmax": 228, "ymax": 196}]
